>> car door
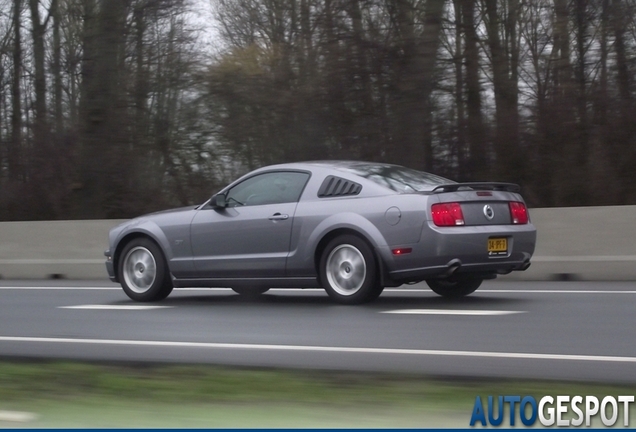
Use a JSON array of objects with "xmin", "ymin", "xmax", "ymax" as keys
[{"xmin": 190, "ymin": 171, "xmax": 310, "ymax": 278}]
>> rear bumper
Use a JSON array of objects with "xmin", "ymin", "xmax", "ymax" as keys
[
  {"xmin": 388, "ymin": 255, "xmax": 532, "ymax": 282},
  {"xmin": 381, "ymin": 222, "xmax": 536, "ymax": 283}
]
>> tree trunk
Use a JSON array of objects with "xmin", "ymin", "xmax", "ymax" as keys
[
  {"xmin": 77, "ymin": 0, "xmax": 129, "ymax": 217},
  {"xmin": 574, "ymin": 0, "xmax": 590, "ymax": 204},
  {"xmin": 452, "ymin": 0, "xmax": 465, "ymax": 178},
  {"xmin": 392, "ymin": 0, "xmax": 445, "ymax": 170},
  {"xmin": 29, "ymin": 0, "xmax": 48, "ymax": 138},
  {"xmin": 484, "ymin": 0, "xmax": 520, "ymax": 182},
  {"xmin": 134, "ymin": 6, "xmax": 147, "ymax": 150},
  {"xmin": 611, "ymin": 0, "xmax": 635, "ymax": 201},
  {"xmin": 462, "ymin": 0, "xmax": 486, "ymax": 179},
  {"xmin": 52, "ymin": 0, "xmax": 63, "ymax": 134},
  {"xmin": 9, "ymin": 0, "xmax": 22, "ymax": 182},
  {"xmin": 348, "ymin": 0, "xmax": 376, "ymax": 161},
  {"xmin": 612, "ymin": 0, "xmax": 631, "ymax": 106}
]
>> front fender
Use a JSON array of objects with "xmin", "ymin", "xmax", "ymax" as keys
[{"xmin": 111, "ymin": 218, "xmax": 173, "ymax": 271}]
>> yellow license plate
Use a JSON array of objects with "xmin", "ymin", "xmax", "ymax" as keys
[{"xmin": 488, "ymin": 238, "xmax": 508, "ymax": 253}]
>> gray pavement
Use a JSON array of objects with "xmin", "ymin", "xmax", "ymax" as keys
[{"xmin": 1, "ymin": 280, "xmax": 635, "ymax": 383}]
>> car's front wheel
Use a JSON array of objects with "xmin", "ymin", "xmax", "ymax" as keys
[
  {"xmin": 426, "ymin": 277, "xmax": 482, "ymax": 298},
  {"xmin": 320, "ymin": 235, "xmax": 382, "ymax": 304},
  {"xmin": 119, "ymin": 238, "xmax": 173, "ymax": 302}
]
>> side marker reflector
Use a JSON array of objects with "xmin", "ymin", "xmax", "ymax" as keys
[{"xmin": 392, "ymin": 248, "xmax": 412, "ymax": 255}]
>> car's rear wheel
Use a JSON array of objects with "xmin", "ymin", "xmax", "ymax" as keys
[
  {"xmin": 426, "ymin": 277, "xmax": 482, "ymax": 298},
  {"xmin": 320, "ymin": 235, "xmax": 382, "ymax": 304},
  {"xmin": 119, "ymin": 238, "xmax": 173, "ymax": 302},
  {"xmin": 231, "ymin": 287, "xmax": 270, "ymax": 297}
]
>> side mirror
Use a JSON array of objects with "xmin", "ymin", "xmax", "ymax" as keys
[{"xmin": 209, "ymin": 194, "xmax": 227, "ymax": 208}]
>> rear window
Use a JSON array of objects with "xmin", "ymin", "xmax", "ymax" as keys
[{"xmin": 338, "ymin": 163, "xmax": 452, "ymax": 193}]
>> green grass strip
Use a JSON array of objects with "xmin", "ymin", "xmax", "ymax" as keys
[{"xmin": 0, "ymin": 360, "xmax": 633, "ymax": 428}]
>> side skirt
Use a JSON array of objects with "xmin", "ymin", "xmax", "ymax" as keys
[{"xmin": 171, "ymin": 276, "xmax": 321, "ymax": 289}]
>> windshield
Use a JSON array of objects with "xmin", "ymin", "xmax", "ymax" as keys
[{"xmin": 337, "ymin": 163, "xmax": 453, "ymax": 193}]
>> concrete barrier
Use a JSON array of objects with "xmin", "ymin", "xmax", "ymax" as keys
[
  {"xmin": 0, "ymin": 206, "xmax": 634, "ymax": 280},
  {"xmin": 0, "ymin": 220, "xmax": 126, "ymax": 280},
  {"xmin": 503, "ymin": 205, "xmax": 636, "ymax": 281}
]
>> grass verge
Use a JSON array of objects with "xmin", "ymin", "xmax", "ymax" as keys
[{"xmin": 0, "ymin": 360, "xmax": 634, "ymax": 428}]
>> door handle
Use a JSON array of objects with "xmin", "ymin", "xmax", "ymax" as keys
[{"xmin": 268, "ymin": 213, "xmax": 289, "ymax": 221}]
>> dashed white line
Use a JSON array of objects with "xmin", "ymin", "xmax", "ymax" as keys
[
  {"xmin": 59, "ymin": 304, "xmax": 172, "ymax": 310},
  {"xmin": 0, "ymin": 336, "xmax": 635, "ymax": 363},
  {"xmin": 1, "ymin": 287, "xmax": 636, "ymax": 294},
  {"xmin": 479, "ymin": 290, "xmax": 636, "ymax": 294},
  {"xmin": 0, "ymin": 287, "xmax": 232, "ymax": 291},
  {"xmin": 381, "ymin": 309, "xmax": 525, "ymax": 316},
  {"xmin": 61, "ymin": 305, "xmax": 524, "ymax": 314},
  {"xmin": 0, "ymin": 411, "xmax": 38, "ymax": 423},
  {"xmin": 532, "ymin": 255, "xmax": 636, "ymax": 262},
  {"xmin": 0, "ymin": 287, "xmax": 121, "ymax": 290}
]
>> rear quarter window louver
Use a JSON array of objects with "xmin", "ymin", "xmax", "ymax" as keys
[{"xmin": 318, "ymin": 176, "xmax": 362, "ymax": 198}]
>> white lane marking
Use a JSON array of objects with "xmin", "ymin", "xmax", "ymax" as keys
[
  {"xmin": 532, "ymin": 255, "xmax": 636, "ymax": 262},
  {"xmin": 479, "ymin": 290, "xmax": 636, "ymax": 294},
  {"xmin": 0, "ymin": 410, "xmax": 38, "ymax": 423},
  {"xmin": 59, "ymin": 304, "xmax": 173, "ymax": 310},
  {"xmin": 381, "ymin": 309, "xmax": 525, "ymax": 316},
  {"xmin": 383, "ymin": 289, "xmax": 636, "ymax": 294},
  {"xmin": 0, "ymin": 287, "xmax": 231, "ymax": 290},
  {"xmin": 0, "ymin": 336, "xmax": 635, "ymax": 364},
  {"xmin": 0, "ymin": 287, "xmax": 121, "ymax": 290},
  {"xmin": 1, "ymin": 287, "xmax": 636, "ymax": 294}
]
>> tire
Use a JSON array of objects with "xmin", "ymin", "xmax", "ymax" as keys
[
  {"xmin": 319, "ymin": 235, "xmax": 382, "ymax": 305},
  {"xmin": 426, "ymin": 277, "xmax": 482, "ymax": 298},
  {"xmin": 231, "ymin": 287, "xmax": 270, "ymax": 297},
  {"xmin": 118, "ymin": 238, "xmax": 173, "ymax": 302}
]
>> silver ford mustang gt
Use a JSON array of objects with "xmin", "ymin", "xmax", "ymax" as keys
[{"xmin": 105, "ymin": 161, "xmax": 536, "ymax": 304}]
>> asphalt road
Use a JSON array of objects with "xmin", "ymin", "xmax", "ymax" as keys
[{"xmin": 1, "ymin": 279, "xmax": 635, "ymax": 383}]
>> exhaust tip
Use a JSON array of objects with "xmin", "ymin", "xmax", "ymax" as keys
[{"xmin": 445, "ymin": 259, "xmax": 462, "ymax": 276}]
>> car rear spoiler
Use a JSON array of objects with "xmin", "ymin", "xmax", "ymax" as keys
[{"xmin": 429, "ymin": 182, "xmax": 521, "ymax": 193}]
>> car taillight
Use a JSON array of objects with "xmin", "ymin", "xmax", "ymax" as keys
[
  {"xmin": 431, "ymin": 202, "xmax": 465, "ymax": 226},
  {"xmin": 509, "ymin": 201, "xmax": 529, "ymax": 224}
]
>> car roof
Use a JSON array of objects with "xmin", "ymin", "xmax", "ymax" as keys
[{"xmin": 260, "ymin": 160, "xmax": 404, "ymax": 174}]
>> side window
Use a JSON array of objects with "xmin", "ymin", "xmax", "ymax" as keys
[{"xmin": 226, "ymin": 171, "xmax": 310, "ymax": 207}]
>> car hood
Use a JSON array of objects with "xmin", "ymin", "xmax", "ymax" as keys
[{"xmin": 144, "ymin": 205, "xmax": 199, "ymax": 217}]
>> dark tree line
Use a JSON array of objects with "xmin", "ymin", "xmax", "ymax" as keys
[
  {"xmin": 0, "ymin": 0, "xmax": 635, "ymax": 220},
  {"xmin": 209, "ymin": 0, "xmax": 636, "ymax": 208},
  {"xmin": 0, "ymin": 0, "xmax": 218, "ymax": 219}
]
